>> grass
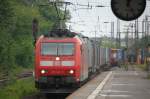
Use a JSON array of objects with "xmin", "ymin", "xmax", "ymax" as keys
[
  {"xmin": 0, "ymin": 77, "xmax": 38, "ymax": 99},
  {"xmin": 0, "ymin": 66, "xmax": 38, "ymax": 99},
  {"xmin": 135, "ymin": 64, "xmax": 147, "ymax": 71},
  {"xmin": 120, "ymin": 64, "xmax": 148, "ymax": 71},
  {"xmin": 148, "ymin": 75, "xmax": 150, "ymax": 79},
  {"xmin": 120, "ymin": 64, "xmax": 129, "ymax": 70}
]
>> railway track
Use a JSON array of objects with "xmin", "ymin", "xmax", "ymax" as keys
[
  {"xmin": 16, "ymin": 71, "xmax": 33, "ymax": 79},
  {"xmin": 0, "ymin": 71, "xmax": 33, "ymax": 87},
  {"xmin": 0, "ymin": 72, "xmax": 9, "ymax": 87},
  {"xmin": 0, "ymin": 70, "xmax": 69, "ymax": 99},
  {"xmin": 23, "ymin": 93, "xmax": 69, "ymax": 99}
]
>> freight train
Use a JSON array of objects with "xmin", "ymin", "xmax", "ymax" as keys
[
  {"xmin": 110, "ymin": 48, "xmax": 126, "ymax": 66},
  {"xmin": 34, "ymin": 29, "xmax": 110, "ymax": 93}
]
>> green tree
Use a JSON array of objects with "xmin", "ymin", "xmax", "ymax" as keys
[
  {"xmin": 0, "ymin": 0, "xmax": 69, "ymax": 74},
  {"xmin": 0, "ymin": 0, "xmax": 14, "ymax": 30}
]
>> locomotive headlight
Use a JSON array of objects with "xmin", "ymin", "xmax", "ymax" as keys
[
  {"xmin": 56, "ymin": 57, "xmax": 60, "ymax": 61},
  {"xmin": 41, "ymin": 70, "xmax": 46, "ymax": 74},
  {"xmin": 69, "ymin": 70, "xmax": 74, "ymax": 74}
]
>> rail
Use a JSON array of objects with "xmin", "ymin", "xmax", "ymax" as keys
[
  {"xmin": 0, "ymin": 72, "xmax": 9, "ymax": 87},
  {"xmin": 16, "ymin": 71, "xmax": 33, "ymax": 79},
  {"xmin": 0, "ymin": 71, "xmax": 33, "ymax": 88}
]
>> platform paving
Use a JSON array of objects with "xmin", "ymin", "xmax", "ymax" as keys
[{"xmin": 67, "ymin": 66, "xmax": 150, "ymax": 99}]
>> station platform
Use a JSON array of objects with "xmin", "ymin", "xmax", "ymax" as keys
[{"xmin": 66, "ymin": 67, "xmax": 150, "ymax": 99}]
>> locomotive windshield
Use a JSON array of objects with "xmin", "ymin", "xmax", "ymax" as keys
[
  {"xmin": 41, "ymin": 43, "xmax": 74, "ymax": 55},
  {"xmin": 41, "ymin": 43, "xmax": 57, "ymax": 55},
  {"xmin": 58, "ymin": 43, "xmax": 74, "ymax": 55}
]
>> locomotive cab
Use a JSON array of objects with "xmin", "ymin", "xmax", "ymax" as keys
[
  {"xmin": 34, "ymin": 36, "xmax": 82, "ymax": 92},
  {"xmin": 33, "ymin": 29, "xmax": 102, "ymax": 93}
]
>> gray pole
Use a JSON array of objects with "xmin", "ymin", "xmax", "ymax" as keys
[
  {"xmin": 137, "ymin": 19, "xmax": 139, "ymax": 40},
  {"xmin": 118, "ymin": 20, "xmax": 121, "ymax": 47},
  {"xmin": 127, "ymin": 28, "xmax": 129, "ymax": 49},
  {"xmin": 131, "ymin": 24, "xmax": 134, "ymax": 40},
  {"xmin": 116, "ymin": 20, "xmax": 118, "ymax": 48},
  {"xmin": 142, "ymin": 19, "xmax": 145, "ymax": 38},
  {"xmin": 111, "ymin": 22, "xmax": 114, "ymax": 41},
  {"xmin": 134, "ymin": 20, "xmax": 136, "ymax": 43},
  {"xmin": 117, "ymin": 19, "xmax": 120, "ymax": 47},
  {"xmin": 95, "ymin": 30, "xmax": 96, "ymax": 42},
  {"xmin": 146, "ymin": 16, "xmax": 149, "ymax": 45}
]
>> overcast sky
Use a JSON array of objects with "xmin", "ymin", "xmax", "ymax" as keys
[{"xmin": 65, "ymin": 0, "xmax": 150, "ymax": 38}]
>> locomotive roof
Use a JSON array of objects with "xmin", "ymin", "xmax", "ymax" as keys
[
  {"xmin": 44, "ymin": 29, "xmax": 76, "ymax": 37},
  {"xmin": 44, "ymin": 29, "xmax": 88, "ymax": 39}
]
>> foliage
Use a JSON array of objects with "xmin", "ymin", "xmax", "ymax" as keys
[
  {"xmin": 0, "ymin": 0, "xmax": 68, "ymax": 98},
  {"xmin": 135, "ymin": 36, "xmax": 150, "ymax": 48},
  {"xmin": 100, "ymin": 36, "xmax": 117, "ymax": 48},
  {"xmin": 0, "ymin": 0, "xmax": 68, "ymax": 74},
  {"xmin": 0, "ymin": 77, "xmax": 37, "ymax": 99},
  {"xmin": 135, "ymin": 64, "xmax": 147, "ymax": 71},
  {"xmin": 0, "ymin": 0, "xmax": 14, "ymax": 30}
]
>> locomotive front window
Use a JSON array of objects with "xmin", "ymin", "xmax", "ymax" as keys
[
  {"xmin": 41, "ymin": 43, "xmax": 57, "ymax": 55},
  {"xmin": 58, "ymin": 43, "xmax": 74, "ymax": 55},
  {"xmin": 41, "ymin": 43, "xmax": 74, "ymax": 55}
]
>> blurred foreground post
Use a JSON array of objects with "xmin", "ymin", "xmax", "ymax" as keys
[{"xmin": 146, "ymin": 44, "xmax": 150, "ymax": 77}]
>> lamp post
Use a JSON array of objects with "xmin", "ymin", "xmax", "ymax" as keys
[
  {"xmin": 123, "ymin": 27, "xmax": 130, "ymax": 49},
  {"xmin": 103, "ymin": 21, "xmax": 115, "ymax": 43},
  {"xmin": 104, "ymin": 21, "xmax": 114, "ymax": 37},
  {"xmin": 104, "ymin": 22, "xmax": 109, "ymax": 35}
]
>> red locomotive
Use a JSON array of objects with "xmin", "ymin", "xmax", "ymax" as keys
[{"xmin": 34, "ymin": 29, "xmax": 110, "ymax": 93}]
